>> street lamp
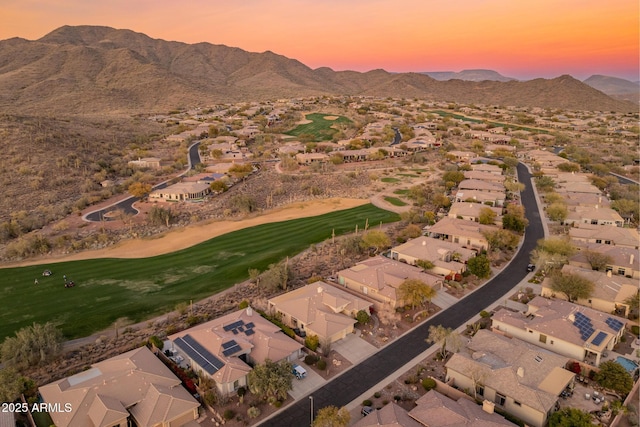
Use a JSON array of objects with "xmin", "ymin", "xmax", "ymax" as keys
[{"xmin": 309, "ymin": 395, "xmax": 314, "ymax": 426}]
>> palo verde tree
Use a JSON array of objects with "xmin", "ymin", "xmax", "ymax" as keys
[
  {"xmin": 549, "ymin": 271, "xmax": 595, "ymax": 303},
  {"xmin": 360, "ymin": 230, "xmax": 391, "ymax": 255},
  {"xmin": 398, "ymin": 278, "xmax": 437, "ymax": 309},
  {"xmin": 0, "ymin": 322, "xmax": 64, "ymax": 369},
  {"xmin": 313, "ymin": 406, "xmax": 351, "ymax": 427},
  {"xmin": 247, "ymin": 359, "xmax": 294, "ymax": 405}
]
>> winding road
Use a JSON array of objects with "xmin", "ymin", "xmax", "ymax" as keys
[
  {"xmin": 259, "ymin": 162, "xmax": 545, "ymax": 426},
  {"xmin": 84, "ymin": 141, "xmax": 201, "ymax": 222}
]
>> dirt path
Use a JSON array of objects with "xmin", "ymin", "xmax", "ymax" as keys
[{"xmin": 2, "ymin": 198, "xmax": 369, "ymax": 268}]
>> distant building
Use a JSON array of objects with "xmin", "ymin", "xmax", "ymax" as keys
[
  {"xmin": 149, "ymin": 182, "xmax": 211, "ymax": 202},
  {"xmin": 128, "ymin": 157, "xmax": 162, "ymax": 169}
]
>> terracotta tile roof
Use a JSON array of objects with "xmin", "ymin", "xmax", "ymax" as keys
[{"xmin": 39, "ymin": 346, "xmax": 199, "ymax": 427}]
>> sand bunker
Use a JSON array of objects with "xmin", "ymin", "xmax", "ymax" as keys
[
  {"xmin": 323, "ymin": 116, "xmax": 339, "ymax": 120},
  {"xmin": 6, "ymin": 198, "xmax": 368, "ymax": 267}
]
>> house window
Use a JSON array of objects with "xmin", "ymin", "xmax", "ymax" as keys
[
  {"xmin": 605, "ymin": 266, "xmax": 612, "ymax": 272},
  {"xmin": 605, "ymin": 240, "xmax": 611, "ymax": 245},
  {"xmin": 539, "ymin": 334, "xmax": 547, "ymax": 344},
  {"xmin": 618, "ymin": 268, "xmax": 625, "ymax": 275},
  {"xmin": 233, "ymin": 380, "xmax": 239, "ymax": 390},
  {"xmin": 591, "ymin": 220, "xmax": 598, "ymax": 225},
  {"xmin": 595, "ymin": 239, "xmax": 602, "ymax": 243},
  {"xmin": 495, "ymin": 393, "xmax": 506, "ymax": 406},
  {"xmin": 476, "ymin": 385, "xmax": 484, "ymax": 397},
  {"xmin": 550, "ymin": 340, "xmax": 554, "ymax": 345},
  {"xmin": 514, "ymin": 400, "xmax": 522, "ymax": 407}
]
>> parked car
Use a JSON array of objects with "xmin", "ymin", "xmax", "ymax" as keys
[
  {"xmin": 42, "ymin": 269, "xmax": 52, "ymax": 276},
  {"xmin": 292, "ymin": 364, "xmax": 307, "ymax": 380},
  {"xmin": 361, "ymin": 406, "xmax": 374, "ymax": 417},
  {"xmin": 526, "ymin": 263, "xmax": 535, "ymax": 272}
]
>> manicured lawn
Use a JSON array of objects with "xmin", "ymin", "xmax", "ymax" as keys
[
  {"xmin": 381, "ymin": 177, "xmax": 400, "ymax": 183},
  {"xmin": 393, "ymin": 189, "xmax": 410, "ymax": 195},
  {"xmin": 397, "ymin": 173, "xmax": 419, "ymax": 178},
  {"xmin": 285, "ymin": 113, "xmax": 351, "ymax": 141},
  {"xmin": 384, "ymin": 196, "xmax": 408, "ymax": 207},
  {"xmin": 0, "ymin": 204, "xmax": 399, "ymax": 340}
]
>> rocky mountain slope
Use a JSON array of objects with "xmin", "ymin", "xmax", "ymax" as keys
[
  {"xmin": 420, "ymin": 69, "xmax": 516, "ymax": 82},
  {"xmin": 0, "ymin": 25, "xmax": 635, "ymax": 114},
  {"xmin": 583, "ymin": 75, "xmax": 639, "ymax": 104}
]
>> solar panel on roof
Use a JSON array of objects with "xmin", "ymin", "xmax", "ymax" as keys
[
  {"xmin": 232, "ymin": 329, "xmax": 239, "ymax": 335},
  {"xmin": 222, "ymin": 343, "xmax": 242, "ymax": 357},
  {"xmin": 245, "ymin": 322, "xmax": 255, "ymax": 329},
  {"xmin": 245, "ymin": 329, "xmax": 255, "ymax": 336},
  {"xmin": 175, "ymin": 334, "xmax": 225, "ymax": 374},
  {"xmin": 606, "ymin": 317, "xmax": 624, "ymax": 332},
  {"xmin": 222, "ymin": 340, "xmax": 238, "ymax": 350},
  {"xmin": 591, "ymin": 331, "xmax": 608, "ymax": 346}
]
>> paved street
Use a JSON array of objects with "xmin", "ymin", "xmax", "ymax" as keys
[{"xmin": 259, "ymin": 163, "xmax": 545, "ymax": 426}]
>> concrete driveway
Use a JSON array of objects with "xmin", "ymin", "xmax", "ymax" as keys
[
  {"xmin": 332, "ymin": 333, "xmax": 378, "ymax": 365},
  {"xmin": 288, "ymin": 363, "xmax": 326, "ymax": 400}
]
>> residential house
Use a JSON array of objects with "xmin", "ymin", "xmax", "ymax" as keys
[
  {"xmin": 408, "ymin": 390, "xmax": 517, "ymax": 427},
  {"xmin": 337, "ymin": 256, "xmax": 442, "ymax": 308},
  {"xmin": 389, "ymin": 236, "xmax": 477, "ymax": 276},
  {"xmin": 455, "ymin": 190, "xmax": 504, "ymax": 207},
  {"xmin": 492, "ymin": 296, "xmax": 627, "ymax": 366},
  {"xmin": 445, "ymin": 330, "xmax": 574, "ymax": 427},
  {"xmin": 559, "ymin": 193, "xmax": 610, "ymax": 208},
  {"xmin": 448, "ymin": 150, "xmax": 478, "ymax": 163},
  {"xmin": 169, "ymin": 307, "xmax": 303, "ymax": 396},
  {"xmin": 448, "ymin": 202, "xmax": 502, "ymax": 225},
  {"xmin": 128, "ymin": 157, "xmax": 162, "ymax": 170},
  {"xmin": 149, "ymin": 182, "xmax": 211, "ymax": 202},
  {"xmin": 463, "ymin": 170, "xmax": 505, "ymax": 183},
  {"xmin": 424, "ymin": 217, "xmax": 494, "ymax": 251},
  {"xmin": 562, "ymin": 206, "xmax": 625, "ymax": 227},
  {"xmin": 541, "ymin": 265, "xmax": 638, "ymax": 317},
  {"xmin": 353, "ymin": 402, "xmax": 422, "ymax": 427},
  {"xmin": 458, "ymin": 179, "xmax": 505, "ymax": 194},
  {"xmin": 267, "ymin": 282, "xmax": 372, "ymax": 344},
  {"xmin": 471, "ymin": 164, "xmax": 503, "ymax": 175},
  {"xmin": 295, "ymin": 153, "xmax": 329, "ymax": 165},
  {"xmin": 569, "ymin": 223, "xmax": 639, "ymax": 249},
  {"xmin": 569, "ymin": 243, "xmax": 639, "ymax": 279},
  {"xmin": 39, "ymin": 346, "xmax": 200, "ymax": 427}
]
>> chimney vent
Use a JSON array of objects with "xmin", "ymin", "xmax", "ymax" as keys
[{"xmin": 482, "ymin": 400, "xmax": 495, "ymax": 414}]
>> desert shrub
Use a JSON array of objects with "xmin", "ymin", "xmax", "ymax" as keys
[
  {"xmin": 223, "ymin": 409, "xmax": 235, "ymax": 420},
  {"xmin": 148, "ymin": 335, "xmax": 164, "ymax": 350},
  {"xmin": 374, "ymin": 391, "xmax": 382, "ymax": 398},
  {"xmin": 305, "ymin": 335, "xmax": 319, "ymax": 351},
  {"xmin": 422, "ymin": 378, "xmax": 436, "ymax": 391},
  {"xmin": 186, "ymin": 315, "xmax": 201, "ymax": 327},
  {"xmin": 356, "ymin": 310, "xmax": 370, "ymax": 325},
  {"xmin": 304, "ymin": 354, "xmax": 318, "ymax": 365},
  {"xmin": 479, "ymin": 310, "xmax": 491, "ymax": 318},
  {"xmin": 247, "ymin": 406, "xmax": 261, "ymax": 419},
  {"xmin": 317, "ymin": 359, "xmax": 327, "ymax": 370},
  {"xmin": 362, "ymin": 399, "xmax": 373, "ymax": 407},
  {"xmin": 238, "ymin": 300, "xmax": 249, "ymax": 309}
]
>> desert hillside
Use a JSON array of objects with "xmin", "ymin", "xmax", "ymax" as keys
[{"xmin": 0, "ymin": 25, "xmax": 636, "ymax": 114}]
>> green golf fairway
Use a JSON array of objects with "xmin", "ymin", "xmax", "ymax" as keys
[{"xmin": 0, "ymin": 204, "xmax": 399, "ymax": 340}]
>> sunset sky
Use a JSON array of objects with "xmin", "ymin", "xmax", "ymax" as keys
[{"xmin": 1, "ymin": 0, "xmax": 638, "ymax": 81}]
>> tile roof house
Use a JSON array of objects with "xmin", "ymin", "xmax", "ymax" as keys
[
  {"xmin": 445, "ymin": 330, "xmax": 574, "ymax": 427},
  {"xmin": 454, "ymin": 190, "xmax": 505, "ymax": 207},
  {"xmin": 491, "ymin": 296, "xmax": 627, "ymax": 367},
  {"xmin": 541, "ymin": 264, "xmax": 638, "ymax": 317},
  {"xmin": 389, "ymin": 236, "xmax": 477, "ymax": 276},
  {"xmin": 458, "ymin": 179, "xmax": 505, "ymax": 194},
  {"xmin": 169, "ymin": 307, "xmax": 303, "ymax": 396},
  {"xmin": 268, "ymin": 282, "xmax": 372, "ymax": 344},
  {"xmin": 569, "ymin": 243, "xmax": 639, "ymax": 279},
  {"xmin": 352, "ymin": 402, "xmax": 422, "ymax": 427},
  {"xmin": 471, "ymin": 164, "xmax": 503, "ymax": 175},
  {"xmin": 39, "ymin": 346, "xmax": 200, "ymax": 427},
  {"xmin": 337, "ymin": 255, "xmax": 443, "ymax": 308},
  {"xmin": 448, "ymin": 202, "xmax": 502, "ymax": 225},
  {"xmin": 424, "ymin": 217, "xmax": 495, "ymax": 251},
  {"xmin": 463, "ymin": 170, "xmax": 506, "ymax": 183},
  {"xmin": 562, "ymin": 206, "xmax": 625, "ymax": 227},
  {"xmin": 408, "ymin": 390, "xmax": 517, "ymax": 427},
  {"xmin": 570, "ymin": 223, "xmax": 639, "ymax": 249},
  {"xmin": 149, "ymin": 182, "xmax": 211, "ymax": 202}
]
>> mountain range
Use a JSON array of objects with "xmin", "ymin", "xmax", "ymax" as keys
[{"xmin": 0, "ymin": 25, "xmax": 636, "ymax": 115}]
